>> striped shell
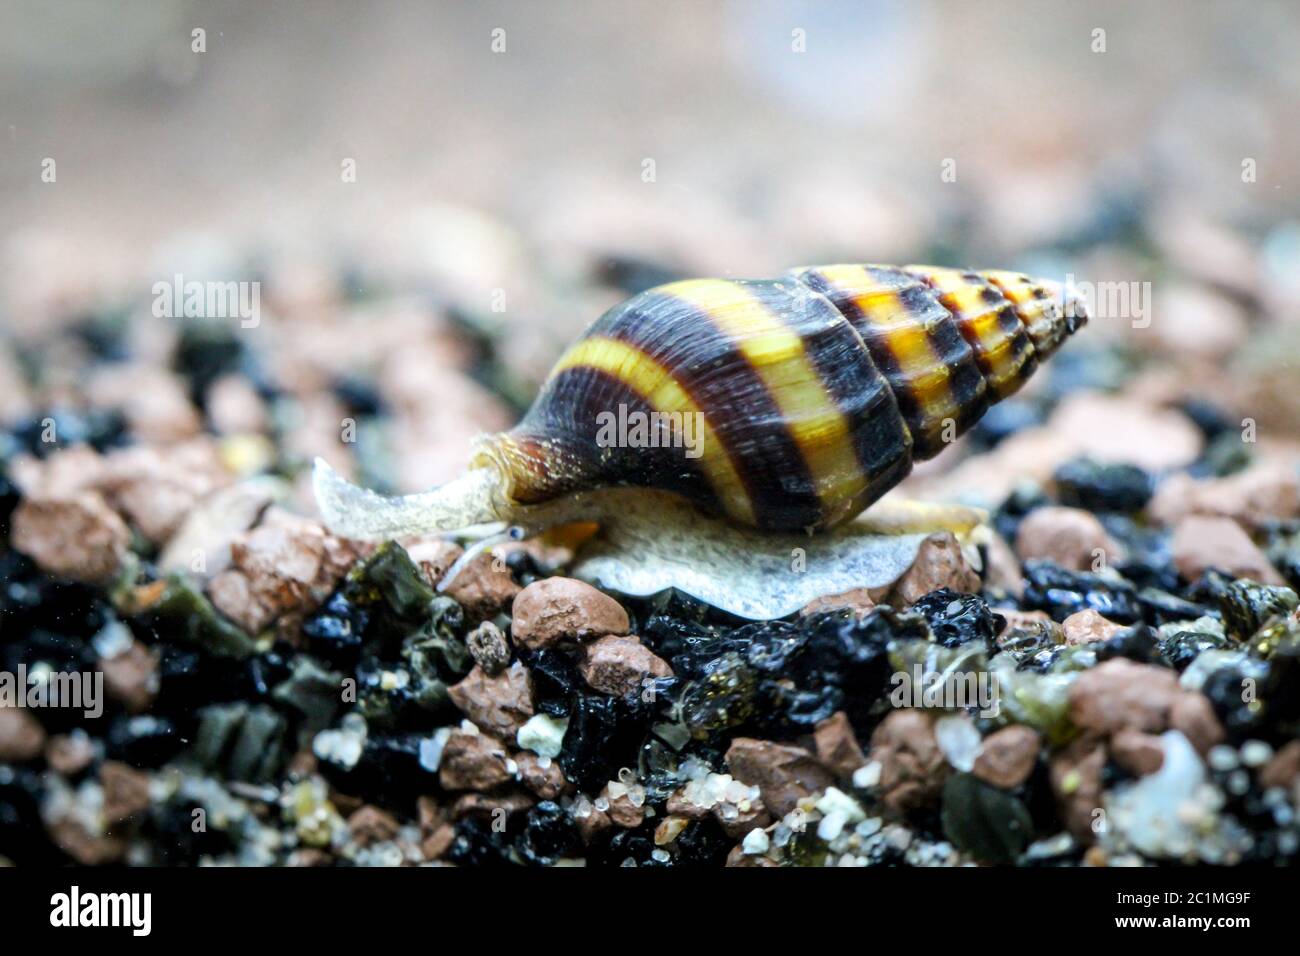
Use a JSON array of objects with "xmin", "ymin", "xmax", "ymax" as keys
[{"xmin": 471, "ymin": 264, "xmax": 1086, "ymax": 534}]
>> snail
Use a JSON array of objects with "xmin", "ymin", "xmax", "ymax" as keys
[{"xmin": 315, "ymin": 263, "xmax": 1086, "ymax": 618}]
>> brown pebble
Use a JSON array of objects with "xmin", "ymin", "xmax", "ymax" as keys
[
  {"xmin": 887, "ymin": 532, "xmax": 980, "ymax": 606},
  {"xmin": 1110, "ymin": 729, "xmax": 1166, "ymax": 777},
  {"xmin": 447, "ymin": 661, "xmax": 535, "ymax": 740},
  {"xmin": 1070, "ymin": 658, "xmax": 1182, "ymax": 736},
  {"xmin": 9, "ymin": 444, "xmax": 105, "ymax": 497},
  {"xmin": 442, "ymin": 551, "xmax": 521, "ymax": 621},
  {"xmin": 466, "ymin": 620, "xmax": 511, "ymax": 676},
  {"xmin": 100, "ymin": 761, "xmax": 151, "ymax": 827},
  {"xmin": 1145, "ymin": 285, "xmax": 1247, "ymax": 361},
  {"xmin": 451, "ymin": 790, "xmax": 535, "ymax": 822},
  {"xmin": 406, "ymin": 538, "xmax": 464, "ymax": 586},
  {"xmin": 982, "ymin": 532, "xmax": 1025, "ymax": 599},
  {"xmin": 98, "ymin": 639, "xmax": 159, "ymax": 713},
  {"xmin": 813, "ymin": 711, "xmax": 866, "ymax": 780},
  {"xmin": 800, "ymin": 588, "xmax": 876, "ymax": 619},
  {"xmin": 11, "ymin": 492, "xmax": 131, "ymax": 585},
  {"xmin": 665, "ymin": 787, "xmax": 714, "ymax": 821},
  {"xmin": 0, "ymin": 707, "xmax": 46, "ymax": 762},
  {"xmin": 415, "ymin": 798, "xmax": 455, "ymax": 861},
  {"xmin": 46, "ymin": 817, "xmax": 126, "ymax": 866},
  {"xmin": 578, "ymin": 634, "xmax": 672, "ymax": 698},
  {"xmin": 1061, "ymin": 609, "xmax": 1125, "ymax": 646},
  {"xmin": 1172, "ymin": 514, "xmax": 1284, "ymax": 585},
  {"xmin": 1082, "ymin": 845, "xmax": 1110, "ymax": 867},
  {"xmin": 726, "ymin": 842, "xmax": 780, "ymax": 867},
  {"xmin": 158, "ymin": 476, "xmax": 285, "ymax": 577},
  {"xmin": 510, "ymin": 577, "xmax": 629, "ymax": 650},
  {"xmin": 99, "ymin": 441, "xmax": 231, "ymax": 545},
  {"xmin": 207, "ymin": 512, "xmax": 362, "ymax": 635},
  {"xmin": 1048, "ymin": 737, "xmax": 1106, "ymax": 843},
  {"xmin": 600, "ymin": 784, "xmax": 646, "ymax": 828},
  {"xmin": 1258, "ymin": 740, "xmax": 1300, "ymax": 790},
  {"xmin": 726, "ymin": 737, "xmax": 834, "ymax": 818},
  {"xmin": 416, "ymin": 795, "xmax": 445, "ymax": 835},
  {"xmin": 1168, "ymin": 692, "xmax": 1228, "ymax": 755},
  {"xmin": 346, "ymin": 805, "xmax": 401, "ymax": 847},
  {"xmin": 45, "ymin": 733, "xmax": 96, "ymax": 776},
  {"xmin": 286, "ymin": 746, "xmax": 318, "ymax": 780},
  {"xmin": 998, "ymin": 616, "xmax": 1064, "ymax": 653},
  {"xmin": 329, "ymin": 789, "xmax": 363, "ymax": 817},
  {"xmin": 1047, "ymin": 393, "xmax": 1203, "ymax": 472},
  {"xmin": 653, "ymin": 815, "xmax": 690, "ymax": 846},
  {"xmin": 574, "ymin": 805, "xmax": 612, "ymax": 844},
  {"xmin": 207, "ymin": 374, "xmax": 269, "ymax": 435},
  {"xmin": 1149, "ymin": 464, "xmax": 1300, "ymax": 533},
  {"xmin": 86, "ymin": 363, "xmax": 202, "ymax": 444},
  {"xmin": 867, "ymin": 710, "xmax": 950, "ymax": 815},
  {"xmin": 287, "ymin": 848, "xmax": 334, "ymax": 867},
  {"xmin": 972, "ymin": 725, "xmax": 1040, "ymax": 789},
  {"xmin": 437, "ymin": 731, "xmax": 513, "ymax": 792},
  {"xmin": 515, "ymin": 752, "xmax": 569, "ymax": 800},
  {"xmin": 1015, "ymin": 506, "xmax": 1124, "ymax": 573},
  {"xmin": 1069, "ymin": 658, "xmax": 1225, "ymax": 755},
  {"xmin": 712, "ymin": 799, "xmax": 771, "ymax": 840},
  {"xmin": 421, "ymin": 824, "xmax": 457, "ymax": 861}
]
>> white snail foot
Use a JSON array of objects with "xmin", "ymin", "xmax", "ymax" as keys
[{"xmin": 561, "ymin": 488, "xmax": 987, "ymax": 620}]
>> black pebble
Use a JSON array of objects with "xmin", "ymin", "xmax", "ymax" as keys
[
  {"xmin": 559, "ymin": 695, "xmax": 651, "ymax": 793},
  {"xmin": 516, "ymin": 801, "xmax": 581, "ymax": 866},
  {"xmin": 105, "ymin": 715, "xmax": 186, "ymax": 769},
  {"xmin": 1021, "ymin": 560, "xmax": 1144, "ymax": 623},
  {"xmin": 910, "ymin": 589, "xmax": 1003, "ymax": 649},
  {"xmin": 966, "ymin": 399, "xmax": 1045, "ymax": 450},
  {"xmin": 1053, "ymin": 457, "xmax": 1153, "ymax": 513}
]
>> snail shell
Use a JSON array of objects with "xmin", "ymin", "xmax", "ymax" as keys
[
  {"xmin": 471, "ymin": 264, "xmax": 1084, "ymax": 532},
  {"xmin": 314, "ymin": 264, "xmax": 1085, "ymax": 542}
]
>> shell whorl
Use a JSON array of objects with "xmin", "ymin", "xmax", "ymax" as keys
[{"xmin": 474, "ymin": 265, "xmax": 1086, "ymax": 533}]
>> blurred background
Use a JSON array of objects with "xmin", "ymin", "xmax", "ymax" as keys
[{"xmin": 1, "ymin": 0, "xmax": 1298, "ymax": 503}]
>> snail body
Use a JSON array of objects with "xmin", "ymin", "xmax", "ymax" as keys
[{"xmin": 315, "ymin": 263, "xmax": 1085, "ymax": 547}]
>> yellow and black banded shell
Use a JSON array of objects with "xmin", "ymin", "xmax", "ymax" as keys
[{"xmin": 472, "ymin": 265, "xmax": 1085, "ymax": 533}]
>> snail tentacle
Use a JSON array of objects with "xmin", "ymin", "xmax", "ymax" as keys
[
  {"xmin": 312, "ymin": 458, "xmax": 507, "ymax": 540},
  {"xmin": 435, "ymin": 525, "xmax": 525, "ymax": 592}
]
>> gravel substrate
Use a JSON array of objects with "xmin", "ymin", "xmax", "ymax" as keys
[{"xmin": 2, "ymin": 247, "xmax": 1300, "ymax": 868}]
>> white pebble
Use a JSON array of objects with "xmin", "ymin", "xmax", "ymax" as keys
[
  {"xmin": 817, "ymin": 810, "xmax": 848, "ymax": 841},
  {"xmin": 1208, "ymin": 744, "xmax": 1239, "ymax": 772},
  {"xmin": 852, "ymin": 761, "xmax": 882, "ymax": 789},
  {"xmin": 1241, "ymin": 740, "xmax": 1273, "ymax": 768},
  {"xmin": 815, "ymin": 786, "xmax": 866, "ymax": 825},
  {"xmin": 417, "ymin": 727, "xmax": 453, "ymax": 772},
  {"xmin": 515, "ymin": 714, "xmax": 568, "ymax": 759},
  {"xmin": 935, "ymin": 713, "xmax": 982, "ymax": 772}
]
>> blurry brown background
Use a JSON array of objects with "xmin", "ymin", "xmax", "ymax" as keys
[{"xmin": 1, "ymin": 0, "xmax": 1298, "ymax": 495}]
